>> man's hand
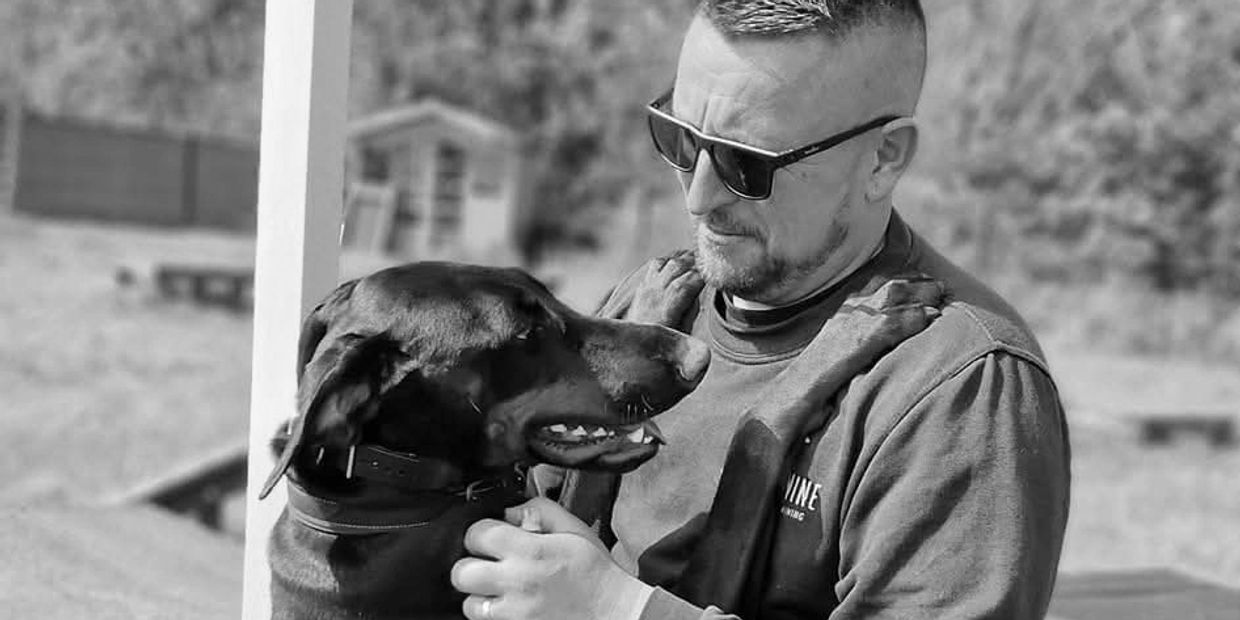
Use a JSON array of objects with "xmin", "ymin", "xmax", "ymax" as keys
[
  {"xmin": 625, "ymin": 249, "xmax": 703, "ymax": 326},
  {"xmin": 451, "ymin": 498, "xmax": 651, "ymax": 620}
]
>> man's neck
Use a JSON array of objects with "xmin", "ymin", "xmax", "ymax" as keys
[
  {"xmin": 731, "ymin": 238, "xmax": 885, "ymax": 311},
  {"xmin": 733, "ymin": 209, "xmax": 891, "ymax": 311}
]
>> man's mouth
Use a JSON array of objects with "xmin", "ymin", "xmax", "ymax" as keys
[
  {"xmin": 705, "ymin": 224, "xmax": 750, "ymax": 237},
  {"xmin": 701, "ymin": 218, "xmax": 761, "ymax": 243}
]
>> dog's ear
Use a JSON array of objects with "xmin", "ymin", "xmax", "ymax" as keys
[
  {"xmin": 297, "ymin": 279, "xmax": 359, "ymax": 377},
  {"xmin": 516, "ymin": 288, "xmax": 567, "ymax": 336},
  {"xmin": 259, "ymin": 333, "xmax": 409, "ymax": 499}
]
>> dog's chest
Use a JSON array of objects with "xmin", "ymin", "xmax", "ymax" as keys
[{"xmin": 269, "ymin": 498, "xmax": 506, "ymax": 619}]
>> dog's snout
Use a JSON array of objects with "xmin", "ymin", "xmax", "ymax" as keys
[{"xmin": 674, "ymin": 336, "xmax": 711, "ymax": 384}]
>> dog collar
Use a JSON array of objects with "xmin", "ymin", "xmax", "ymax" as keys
[
  {"xmin": 310, "ymin": 444, "xmax": 467, "ymax": 492},
  {"xmin": 286, "ymin": 453, "xmax": 528, "ymax": 535},
  {"xmin": 285, "ymin": 473, "xmax": 526, "ymax": 535}
]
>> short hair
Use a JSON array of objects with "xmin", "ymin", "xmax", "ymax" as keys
[{"xmin": 702, "ymin": 0, "xmax": 925, "ymax": 39}]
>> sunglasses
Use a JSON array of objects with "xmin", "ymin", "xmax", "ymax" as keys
[{"xmin": 647, "ymin": 89, "xmax": 903, "ymax": 200}]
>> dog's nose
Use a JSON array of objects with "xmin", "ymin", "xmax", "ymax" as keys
[{"xmin": 674, "ymin": 336, "xmax": 711, "ymax": 384}]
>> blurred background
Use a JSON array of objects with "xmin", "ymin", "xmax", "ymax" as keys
[{"xmin": 1, "ymin": 0, "xmax": 1237, "ymax": 616}]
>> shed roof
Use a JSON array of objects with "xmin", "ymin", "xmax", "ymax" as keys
[{"xmin": 348, "ymin": 99, "xmax": 517, "ymax": 145}]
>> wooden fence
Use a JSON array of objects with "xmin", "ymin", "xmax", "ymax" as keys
[{"xmin": 7, "ymin": 108, "xmax": 258, "ymax": 231}]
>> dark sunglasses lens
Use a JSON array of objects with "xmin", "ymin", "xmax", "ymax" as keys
[
  {"xmin": 649, "ymin": 115, "xmax": 697, "ymax": 171},
  {"xmin": 711, "ymin": 146, "xmax": 772, "ymax": 199}
]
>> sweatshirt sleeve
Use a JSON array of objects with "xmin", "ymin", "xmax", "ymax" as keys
[
  {"xmin": 832, "ymin": 351, "xmax": 1070, "ymax": 619},
  {"xmin": 638, "ymin": 588, "xmax": 740, "ymax": 620}
]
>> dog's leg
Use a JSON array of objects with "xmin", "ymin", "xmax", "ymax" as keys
[{"xmin": 600, "ymin": 250, "xmax": 704, "ymax": 327}]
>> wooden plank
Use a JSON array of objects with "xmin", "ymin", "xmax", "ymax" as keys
[
  {"xmin": 1050, "ymin": 569, "xmax": 1240, "ymax": 620},
  {"xmin": 1, "ymin": 505, "xmax": 243, "ymax": 619},
  {"xmin": 241, "ymin": 1, "xmax": 353, "ymax": 618}
]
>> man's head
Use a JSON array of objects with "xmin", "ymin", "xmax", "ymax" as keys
[{"xmin": 665, "ymin": 0, "xmax": 926, "ymax": 304}]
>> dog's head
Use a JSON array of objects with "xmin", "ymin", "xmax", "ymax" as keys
[{"xmin": 259, "ymin": 262, "xmax": 709, "ymax": 498}]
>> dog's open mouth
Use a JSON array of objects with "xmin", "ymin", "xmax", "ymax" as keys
[
  {"xmin": 536, "ymin": 420, "xmax": 666, "ymax": 446},
  {"xmin": 526, "ymin": 419, "xmax": 666, "ymax": 471}
]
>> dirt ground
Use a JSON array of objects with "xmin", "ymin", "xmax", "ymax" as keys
[{"xmin": 2, "ymin": 214, "xmax": 1238, "ymax": 587}]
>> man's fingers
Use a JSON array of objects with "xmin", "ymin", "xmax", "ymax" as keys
[
  {"xmin": 462, "ymin": 595, "xmax": 505, "ymax": 620},
  {"xmin": 503, "ymin": 498, "xmax": 597, "ymax": 539},
  {"xmin": 463, "ymin": 518, "xmax": 536, "ymax": 559},
  {"xmin": 451, "ymin": 557, "xmax": 505, "ymax": 597}
]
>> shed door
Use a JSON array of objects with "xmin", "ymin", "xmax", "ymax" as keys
[{"xmin": 430, "ymin": 142, "xmax": 465, "ymax": 250}]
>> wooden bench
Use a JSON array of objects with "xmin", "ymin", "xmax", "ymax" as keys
[
  {"xmin": 152, "ymin": 262, "xmax": 254, "ymax": 311},
  {"xmin": 1137, "ymin": 413, "xmax": 1236, "ymax": 448}
]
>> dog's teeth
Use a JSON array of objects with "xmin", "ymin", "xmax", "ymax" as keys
[
  {"xmin": 591, "ymin": 427, "xmax": 608, "ymax": 437},
  {"xmin": 570, "ymin": 426, "xmax": 589, "ymax": 437},
  {"xmin": 627, "ymin": 427, "xmax": 645, "ymax": 443},
  {"xmin": 642, "ymin": 436, "xmax": 654, "ymax": 444},
  {"xmin": 548, "ymin": 424, "xmax": 568, "ymax": 433}
]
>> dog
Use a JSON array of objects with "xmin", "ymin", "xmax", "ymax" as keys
[{"xmin": 258, "ymin": 261, "xmax": 712, "ymax": 620}]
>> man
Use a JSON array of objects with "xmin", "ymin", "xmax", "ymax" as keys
[{"xmin": 452, "ymin": 1, "xmax": 1071, "ymax": 618}]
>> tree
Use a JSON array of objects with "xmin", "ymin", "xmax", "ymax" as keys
[
  {"xmin": 350, "ymin": 0, "xmax": 698, "ymax": 258},
  {"xmin": 937, "ymin": 0, "xmax": 1240, "ymax": 296},
  {"xmin": 1, "ymin": 0, "xmax": 264, "ymax": 137}
]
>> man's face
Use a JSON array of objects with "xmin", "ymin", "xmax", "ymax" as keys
[{"xmin": 671, "ymin": 16, "xmax": 892, "ymax": 303}]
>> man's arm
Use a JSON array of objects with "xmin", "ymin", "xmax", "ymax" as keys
[
  {"xmin": 629, "ymin": 351, "xmax": 1069, "ymax": 620},
  {"xmin": 833, "ymin": 351, "xmax": 1070, "ymax": 618}
]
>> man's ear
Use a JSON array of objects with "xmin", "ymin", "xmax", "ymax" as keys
[
  {"xmin": 258, "ymin": 333, "xmax": 409, "ymax": 499},
  {"xmin": 866, "ymin": 119, "xmax": 919, "ymax": 203}
]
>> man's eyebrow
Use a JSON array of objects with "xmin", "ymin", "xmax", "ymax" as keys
[{"xmin": 671, "ymin": 89, "xmax": 765, "ymax": 147}]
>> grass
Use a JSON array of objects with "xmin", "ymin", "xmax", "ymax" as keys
[
  {"xmin": 2, "ymin": 211, "xmax": 1238, "ymax": 588},
  {"xmin": 1063, "ymin": 426, "xmax": 1240, "ymax": 586},
  {"xmin": 0, "ymin": 216, "xmax": 255, "ymax": 502},
  {"xmin": 1044, "ymin": 347, "xmax": 1240, "ymax": 586}
]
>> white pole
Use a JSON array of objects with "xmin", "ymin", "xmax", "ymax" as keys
[{"xmin": 242, "ymin": 1, "xmax": 353, "ymax": 618}]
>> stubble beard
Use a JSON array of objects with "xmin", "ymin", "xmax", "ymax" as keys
[{"xmin": 695, "ymin": 219, "xmax": 847, "ymax": 302}]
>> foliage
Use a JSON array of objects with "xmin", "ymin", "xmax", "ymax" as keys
[
  {"xmin": 4, "ymin": 0, "xmax": 1239, "ymax": 293},
  {"xmin": 0, "ymin": 0, "xmax": 264, "ymax": 136},
  {"xmin": 350, "ymin": 0, "xmax": 697, "ymax": 258},
  {"xmin": 935, "ymin": 0, "xmax": 1240, "ymax": 297}
]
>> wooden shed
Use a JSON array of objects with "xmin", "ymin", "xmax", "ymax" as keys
[{"xmin": 344, "ymin": 100, "xmax": 528, "ymax": 266}]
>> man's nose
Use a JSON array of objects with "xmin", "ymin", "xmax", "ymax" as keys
[{"xmin": 680, "ymin": 150, "xmax": 729, "ymax": 217}]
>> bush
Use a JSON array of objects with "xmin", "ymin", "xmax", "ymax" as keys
[{"xmin": 942, "ymin": 0, "xmax": 1240, "ymax": 298}]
